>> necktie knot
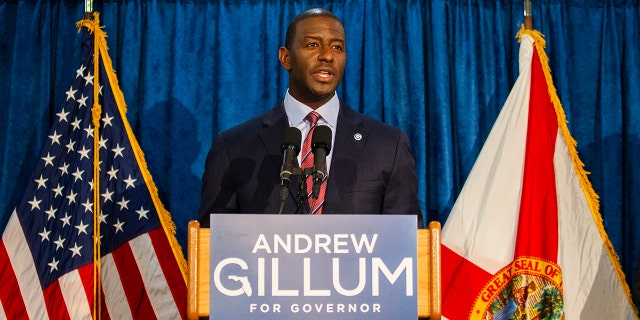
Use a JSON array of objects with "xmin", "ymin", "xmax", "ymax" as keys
[{"xmin": 305, "ymin": 111, "xmax": 320, "ymax": 127}]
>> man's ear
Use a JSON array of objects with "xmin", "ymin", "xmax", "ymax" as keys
[{"xmin": 278, "ymin": 47, "xmax": 291, "ymax": 71}]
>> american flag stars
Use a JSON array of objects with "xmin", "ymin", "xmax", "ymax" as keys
[{"xmin": 14, "ymin": 61, "xmax": 160, "ymax": 281}]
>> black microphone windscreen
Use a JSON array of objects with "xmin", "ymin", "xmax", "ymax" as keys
[
  {"xmin": 281, "ymin": 127, "xmax": 302, "ymax": 154},
  {"xmin": 311, "ymin": 126, "xmax": 332, "ymax": 153}
]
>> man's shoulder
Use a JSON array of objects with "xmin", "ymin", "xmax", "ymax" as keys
[
  {"xmin": 221, "ymin": 114, "xmax": 265, "ymax": 135},
  {"xmin": 219, "ymin": 104, "xmax": 285, "ymax": 138},
  {"xmin": 340, "ymin": 104, "xmax": 404, "ymax": 135}
]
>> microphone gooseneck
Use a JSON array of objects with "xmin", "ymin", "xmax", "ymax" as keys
[
  {"xmin": 278, "ymin": 127, "xmax": 301, "ymax": 214},
  {"xmin": 311, "ymin": 125, "xmax": 332, "ymax": 199}
]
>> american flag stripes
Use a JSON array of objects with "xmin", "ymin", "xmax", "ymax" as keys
[{"xmin": 0, "ymin": 13, "xmax": 187, "ymax": 319}]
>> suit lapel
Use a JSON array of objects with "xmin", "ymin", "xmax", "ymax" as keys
[
  {"xmin": 258, "ymin": 103, "xmax": 303, "ymax": 212},
  {"xmin": 258, "ymin": 103, "xmax": 289, "ymax": 164},
  {"xmin": 323, "ymin": 105, "xmax": 367, "ymax": 214}
]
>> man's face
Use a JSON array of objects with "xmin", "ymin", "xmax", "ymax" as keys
[{"xmin": 279, "ymin": 16, "xmax": 346, "ymax": 109}]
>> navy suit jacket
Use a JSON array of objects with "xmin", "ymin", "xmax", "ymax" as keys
[{"xmin": 198, "ymin": 101, "xmax": 422, "ymax": 226}]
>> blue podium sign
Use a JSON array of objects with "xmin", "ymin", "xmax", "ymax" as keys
[{"xmin": 210, "ymin": 214, "xmax": 417, "ymax": 319}]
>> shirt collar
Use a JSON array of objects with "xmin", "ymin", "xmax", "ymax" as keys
[{"xmin": 283, "ymin": 90, "xmax": 339, "ymax": 129}]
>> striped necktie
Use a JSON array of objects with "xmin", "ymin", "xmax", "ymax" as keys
[{"xmin": 300, "ymin": 111, "xmax": 326, "ymax": 214}]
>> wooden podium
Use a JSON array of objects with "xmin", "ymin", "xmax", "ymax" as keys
[{"xmin": 187, "ymin": 219, "xmax": 441, "ymax": 319}]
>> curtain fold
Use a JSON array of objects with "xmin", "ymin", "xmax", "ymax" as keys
[{"xmin": 1, "ymin": 0, "xmax": 639, "ymax": 301}]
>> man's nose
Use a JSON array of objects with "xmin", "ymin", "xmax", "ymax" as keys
[{"xmin": 318, "ymin": 46, "xmax": 334, "ymax": 62}]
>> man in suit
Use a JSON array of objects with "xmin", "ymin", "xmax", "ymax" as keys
[{"xmin": 198, "ymin": 8, "xmax": 422, "ymax": 227}]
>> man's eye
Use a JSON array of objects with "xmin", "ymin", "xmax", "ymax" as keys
[
  {"xmin": 332, "ymin": 45, "xmax": 343, "ymax": 51},
  {"xmin": 306, "ymin": 42, "xmax": 319, "ymax": 47}
]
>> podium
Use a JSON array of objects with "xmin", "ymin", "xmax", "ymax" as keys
[{"xmin": 187, "ymin": 219, "xmax": 441, "ymax": 319}]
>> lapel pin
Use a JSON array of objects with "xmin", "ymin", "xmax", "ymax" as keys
[{"xmin": 354, "ymin": 133, "xmax": 363, "ymax": 141}]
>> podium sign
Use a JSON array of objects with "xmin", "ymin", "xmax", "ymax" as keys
[{"xmin": 210, "ymin": 214, "xmax": 417, "ymax": 319}]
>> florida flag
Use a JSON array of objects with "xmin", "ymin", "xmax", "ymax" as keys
[
  {"xmin": 0, "ymin": 13, "xmax": 187, "ymax": 319},
  {"xmin": 441, "ymin": 29, "xmax": 638, "ymax": 319}
]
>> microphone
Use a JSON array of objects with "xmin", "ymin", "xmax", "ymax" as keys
[
  {"xmin": 311, "ymin": 125, "xmax": 332, "ymax": 199},
  {"xmin": 279, "ymin": 127, "xmax": 302, "ymax": 214}
]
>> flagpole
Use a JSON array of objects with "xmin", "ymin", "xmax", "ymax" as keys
[
  {"xmin": 82, "ymin": 1, "xmax": 102, "ymax": 318},
  {"xmin": 84, "ymin": 0, "xmax": 94, "ymax": 19},
  {"xmin": 524, "ymin": 0, "xmax": 533, "ymax": 30}
]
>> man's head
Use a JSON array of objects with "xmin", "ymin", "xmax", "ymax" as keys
[{"xmin": 279, "ymin": 8, "xmax": 347, "ymax": 109}]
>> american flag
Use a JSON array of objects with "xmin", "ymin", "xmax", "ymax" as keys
[{"xmin": 0, "ymin": 14, "xmax": 187, "ymax": 319}]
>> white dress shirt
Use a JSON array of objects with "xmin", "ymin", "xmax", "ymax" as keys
[{"xmin": 283, "ymin": 90, "xmax": 339, "ymax": 174}]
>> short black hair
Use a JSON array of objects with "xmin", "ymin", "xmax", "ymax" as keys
[{"xmin": 284, "ymin": 8, "xmax": 343, "ymax": 49}]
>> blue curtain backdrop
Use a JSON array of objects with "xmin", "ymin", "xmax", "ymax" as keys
[{"xmin": 1, "ymin": 0, "xmax": 639, "ymax": 300}]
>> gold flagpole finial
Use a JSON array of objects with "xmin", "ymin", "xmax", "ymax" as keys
[
  {"xmin": 524, "ymin": 0, "xmax": 533, "ymax": 30},
  {"xmin": 84, "ymin": 0, "xmax": 94, "ymax": 19}
]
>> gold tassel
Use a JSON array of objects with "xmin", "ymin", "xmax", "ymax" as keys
[{"xmin": 76, "ymin": 12, "xmax": 188, "ymax": 288}]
